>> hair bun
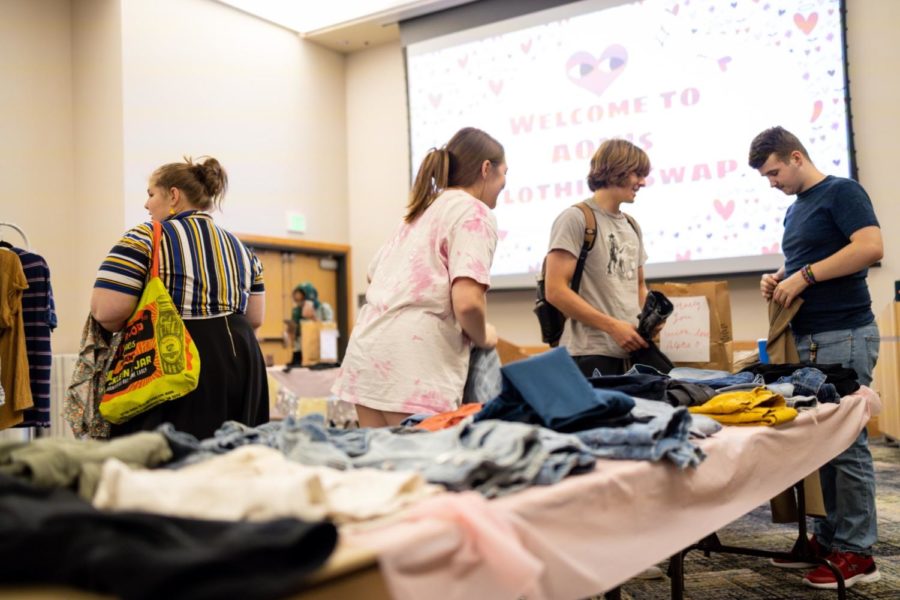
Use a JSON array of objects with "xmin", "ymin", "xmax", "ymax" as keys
[{"xmin": 195, "ymin": 157, "xmax": 228, "ymax": 199}]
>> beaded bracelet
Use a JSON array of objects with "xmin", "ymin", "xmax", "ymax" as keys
[{"xmin": 801, "ymin": 264, "xmax": 817, "ymax": 285}]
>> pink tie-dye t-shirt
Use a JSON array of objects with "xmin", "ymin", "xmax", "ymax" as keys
[{"xmin": 333, "ymin": 189, "xmax": 498, "ymax": 415}]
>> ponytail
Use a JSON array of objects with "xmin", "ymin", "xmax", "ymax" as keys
[{"xmin": 405, "ymin": 148, "xmax": 450, "ymax": 223}]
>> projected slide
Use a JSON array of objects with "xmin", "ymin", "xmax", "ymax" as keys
[{"xmin": 406, "ymin": 0, "xmax": 851, "ymax": 286}]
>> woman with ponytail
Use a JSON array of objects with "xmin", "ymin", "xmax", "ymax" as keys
[
  {"xmin": 334, "ymin": 127, "xmax": 508, "ymax": 427},
  {"xmin": 91, "ymin": 156, "xmax": 268, "ymax": 438}
]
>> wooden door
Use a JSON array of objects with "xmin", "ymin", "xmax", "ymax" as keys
[
  {"xmin": 287, "ymin": 253, "xmax": 339, "ymax": 320},
  {"xmin": 239, "ymin": 234, "xmax": 352, "ymax": 367},
  {"xmin": 254, "ymin": 248, "xmax": 292, "ymax": 366}
]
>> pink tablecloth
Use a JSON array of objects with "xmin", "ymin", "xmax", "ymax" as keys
[
  {"xmin": 344, "ymin": 387, "xmax": 880, "ymax": 600},
  {"xmin": 266, "ymin": 366, "xmax": 341, "ymax": 398}
]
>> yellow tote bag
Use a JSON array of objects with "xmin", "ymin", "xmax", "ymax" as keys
[{"xmin": 100, "ymin": 220, "xmax": 201, "ymax": 424}]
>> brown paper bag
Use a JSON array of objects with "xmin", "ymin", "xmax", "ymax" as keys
[
  {"xmin": 770, "ymin": 471, "xmax": 827, "ymax": 522},
  {"xmin": 300, "ymin": 321, "xmax": 337, "ymax": 366},
  {"xmin": 650, "ymin": 281, "xmax": 734, "ymax": 371}
]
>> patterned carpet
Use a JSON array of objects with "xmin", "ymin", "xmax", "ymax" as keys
[{"xmin": 616, "ymin": 437, "xmax": 900, "ymax": 599}]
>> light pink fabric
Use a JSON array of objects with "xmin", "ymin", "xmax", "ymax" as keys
[
  {"xmin": 344, "ymin": 388, "xmax": 879, "ymax": 600},
  {"xmin": 346, "ymin": 492, "xmax": 543, "ymax": 600},
  {"xmin": 266, "ymin": 366, "xmax": 340, "ymax": 398},
  {"xmin": 334, "ymin": 189, "xmax": 498, "ymax": 415}
]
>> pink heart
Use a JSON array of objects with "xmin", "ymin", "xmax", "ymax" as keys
[
  {"xmin": 489, "ymin": 80, "xmax": 504, "ymax": 95},
  {"xmin": 668, "ymin": 4, "xmax": 679, "ymax": 15},
  {"xmin": 498, "ymin": 230, "xmax": 508, "ymax": 241},
  {"xmin": 761, "ymin": 242, "xmax": 780, "ymax": 254},
  {"xmin": 794, "ymin": 12, "xmax": 818, "ymax": 35},
  {"xmin": 714, "ymin": 199, "xmax": 735, "ymax": 220},
  {"xmin": 676, "ymin": 250, "xmax": 691, "ymax": 261},
  {"xmin": 521, "ymin": 39, "xmax": 532, "ymax": 54},
  {"xmin": 428, "ymin": 93, "xmax": 442, "ymax": 108},
  {"xmin": 458, "ymin": 55, "xmax": 468, "ymax": 68},
  {"xmin": 566, "ymin": 45, "xmax": 628, "ymax": 97},
  {"xmin": 718, "ymin": 56, "xmax": 732, "ymax": 72},
  {"xmin": 810, "ymin": 100, "xmax": 823, "ymax": 122}
]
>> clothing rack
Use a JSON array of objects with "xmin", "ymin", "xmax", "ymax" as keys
[
  {"xmin": 0, "ymin": 222, "xmax": 29, "ymax": 249},
  {"xmin": 0, "ymin": 224, "xmax": 47, "ymax": 439}
]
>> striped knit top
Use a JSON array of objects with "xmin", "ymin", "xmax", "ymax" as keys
[{"xmin": 94, "ymin": 210, "xmax": 264, "ymax": 318}]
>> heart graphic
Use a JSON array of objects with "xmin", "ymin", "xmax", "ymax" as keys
[
  {"xmin": 794, "ymin": 12, "xmax": 818, "ymax": 35},
  {"xmin": 676, "ymin": 250, "xmax": 691, "ymax": 261},
  {"xmin": 811, "ymin": 100, "xmax": 823, "ymax": 122},
  {"xmin": 521, "ymin": 39, "xmax": 532, "ymax": 54},
  {"xmin": 566, "ymin": 45, "xmax": 628, "ymax": 97},
  {"xmin": 489, "ymin": 80, "xmax": 504, "ymax": 95},
  {"xmin": 761, "ymin": 243, "xmax": 780, "ymax": 254},
  {"xmin": 718, "ymin": 56, "xmax": 732, "ymax": 72},
  {"xmin": 714, "ymin": 199, "xmax": 735, "ymax": 220},
  {"xmin": 428, "ymin": 93, "xmax": 442, "ymax": 108},
  {"xmin": 498, "ymin": 230, "xmax": 508, "ymax": 241},
  {"xmin": 458, "ymin": 55, "xmax": 468, "ymax": 68},
  {"xmin": 668, "ymin": 4, "xmax": 679, "ymax": 16}
]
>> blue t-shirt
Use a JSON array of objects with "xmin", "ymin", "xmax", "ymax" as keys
[{"xmin": 782, "ymin": 175, "xmax": 879, "ymax": 335}]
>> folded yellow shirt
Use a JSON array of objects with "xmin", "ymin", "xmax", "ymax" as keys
[{"xmin": 688, "ymin": 387, "xmax": 798, "ymax": 426}]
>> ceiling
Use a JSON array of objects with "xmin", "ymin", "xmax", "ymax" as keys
[{"xmin": 215, "ymin": 0, "xmax": 478, "ymax": 53}]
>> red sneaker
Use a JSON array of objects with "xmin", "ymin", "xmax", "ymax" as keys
[
  {"xmin": 803, "ymin": 551, "xmax": 880, "ymax": 589},
  {"xmin": 770, "ymin": 535, "xmax": 827, "ymax": 569}
]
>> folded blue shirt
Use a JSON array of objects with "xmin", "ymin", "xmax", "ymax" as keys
[{"xmin": 475, "ymin": 347, "xmax": 635, "ymax": 432}]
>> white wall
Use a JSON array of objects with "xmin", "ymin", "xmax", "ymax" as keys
[
  {"xmin": 119, "ymin": 0, "xmax": 348, "ymax": 243},
  {"xmin": 346, "ymin": 41, "xmax": 410, "ymax": 314},
  {"xmin": 1, "ymin": 0, "xmax": 351, "ymax": 353},
  {"xmin": 0, "ymin": 0, "xmax": 78, "ymax": 352},
  {"xmin": 845, "ymin": 0, "xmax": 900, "ymax": 318},
  {"xmin": 72, "ymin": 0, "xmax": 125, "ymax": 353},
  {"xmin": 345, "ymin": 0, "xmax": 900, "ymax": 346}
]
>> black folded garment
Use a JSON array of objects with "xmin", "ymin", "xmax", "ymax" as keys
[
  {"xmin": 0, "ymin": 476, "xmax": 338, "ymax": 600},
  {"xmin": 739, "ymin": 362, "xmax": 861, "ymax": 397},
  {"xmin": 631, "ymin": 291, "xmax": 675, "ymax": 374},
  {"xmin": 636, "ymin": 290, "xmax": 674, "ymax": 340}
]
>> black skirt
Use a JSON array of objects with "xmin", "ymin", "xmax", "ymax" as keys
[{"xmin": 110, "ymin": 313, "xmax": 269, "ymax": 440}]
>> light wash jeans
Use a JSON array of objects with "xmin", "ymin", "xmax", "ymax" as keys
[{"xmin": 794, "ymin": 322, "xmax": 880, "ymax": 554}]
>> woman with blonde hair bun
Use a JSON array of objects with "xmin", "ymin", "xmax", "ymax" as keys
[{"xmin": 91, "ymin": 156, "xmax": 268, "ymax": 438}]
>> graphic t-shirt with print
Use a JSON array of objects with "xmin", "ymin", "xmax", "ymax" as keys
[
  {"xmin": 547, "ymin": 200, "xmax": 647, "ymax": 359},
  {"xmin": 334, "ymin": 189, "xmax": 498, "ymax": 414}
]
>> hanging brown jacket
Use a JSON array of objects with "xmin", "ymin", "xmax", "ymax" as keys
[
  {"xmin": 732, "ymin": 298, "xmax": 804, "ymax": 372},
  {"xmin": 765, "ymin": 297, "xmax": 803, "ymax": 364}
]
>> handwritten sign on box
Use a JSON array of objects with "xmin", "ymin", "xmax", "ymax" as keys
[{"xmin": 660, "ymin": 296, "xmax": 710, "ymax": 362}]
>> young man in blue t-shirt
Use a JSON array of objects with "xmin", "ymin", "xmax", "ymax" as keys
[{"xmin": 749, "ymin": 126, "xmax": 884, "ymax": 590}]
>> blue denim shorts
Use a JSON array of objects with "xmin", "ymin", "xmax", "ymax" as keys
[{"xmin": 793, "ymin": 322, "xmax": 880, "ymax": 386}]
